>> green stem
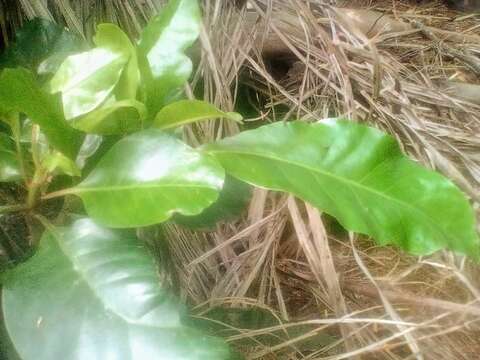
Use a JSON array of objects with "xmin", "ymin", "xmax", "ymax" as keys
[
  {"xmin": 0, "ymin": 204, "xmax": 28, "ymax": 215},
  {"xmin": 42, "ymin": 187, "xmax": 76, "ymax": 200},
  {"xmin": 33, "ymin": 213, "xmax": 57, "ymax": 233},
  {"xmin": 9, "ymin": 113, "xmax": 28, "ymax": 185},
  {"xmin": 26, "ymin": 167, "xmax": 47, "ymax": 209},
  {"xmin": 31, "ymin": 124, "xmax": 41, "ymax": 170}
]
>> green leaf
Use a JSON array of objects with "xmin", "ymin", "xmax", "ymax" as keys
[
  {"xmin": 137, "ymin": 0, "xmax": 201, "ymax": 115},
  {"xmin": 174, "ymin": 175, "xmax": 252, "ymax": 229},
  {"xmin": 71, "ymin": 129, "xmax": 224, "ymax": 228},
  {"xmin": 154, "ymin": 100, "xmax": 242, "ymax": 130},
  {"xmin": 0, "ymin": 68, "xmax": 83, "ymax": 158},
  {"xmin": 42, "ymin": 151, "xmax": 81, "ymax": 177},
  {"xmin": 0, "ymin": 18, "xmax": 85, "ymax": 73},
  {"xmin": 0, "ymin": 108, "xmax": 14, "ymax": 128},
  {"xmin": 76, "ymin": 134, "xmax": 103, "ymax": 169},
  {"xmin": 205, "ymin": 120, "xmax": 479, "ymax": 257},
  {"xmin": 0, "ymin": 133, "xmax": 21, "ymax": 182},
  {"xmin": 49, "ymin": 47, "xmax": 128, "ymax": 120},
  {"xmin": 71, "ymin": 99, "xmax": 146, "ymax": 135},
  {"xmin": 2, "ymin": 219, "xmax": 233, "ymax": 360},
  {"xmin": 94, "ymin": 24, "xmax": 139, "ymax": 100}
]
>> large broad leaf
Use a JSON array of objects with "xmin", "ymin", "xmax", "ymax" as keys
[
  {"xmin": 71, "ymin": 99, "xmax": 146, "ymax": 135},
  {"xmin": 49, "ymin": 47, "xmax": 128, "ymax": 120},
  {"xmin": 2, "ymin": 219, "xmax": 233, "ymax": 360},
  {"xmin": 0, "ymin": 68, "xmax": 83, "ymax": 158},
  {"xmin": 137, "ymin": 0, "xmax": 201, "ymax": 115},
  {"xmin": 154, "ymin": 100, "xmax": 242, "ymax": 130},
  {"xmin": 69, "ymin": 129, "xmax": 224, "ymax": 228},
  {"xmin": 0, "ymin": 18, "xmax": 85, "ymax": 73},
  {"xmin": 174, "ymin": 175, "xmax": 252, "ymax": 230},
  {"xmin": 0, "ymin": 133, "xmax": 21, "ymax": 182},
  {"xmin": 94, "ymin": 24, "xmax": 139, "ymax": 100},
  {"xmin": 204, "ymin": 120, "xmax": 479, "ymax": 257}
]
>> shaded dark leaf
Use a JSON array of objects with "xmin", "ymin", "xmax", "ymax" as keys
[
  {"xmin": 174, "ymin": 175, "xmax": 252, "ymax": 230},
  {"xmin": 0, "ymin": 18, "xmax": 85, "ymax": 74}
]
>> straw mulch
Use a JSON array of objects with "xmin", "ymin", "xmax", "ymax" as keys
[{"xmin": 165, "ymin": 1, "xmax": 480, "ymax": 359}]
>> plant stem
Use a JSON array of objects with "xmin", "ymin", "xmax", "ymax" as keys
[
  {"xmin": 33, "ymin": 213, "xmax": 57, "ymax": 233},
  {"xmin": 9, "ymin": 113, "xmax": 28, "ymax": 186},
  {"xmin": 41, "ymin": 187, "xmax": 76, "ymax": 200},
  {"xmin": 31, "ymin": 124, "xmax": 41, "ymax": 169},
  {"xmin": 26, "ymin": 167, "xmax": 47, "ymax": 209},
  {"xmin": 0, "ymin": 204, "xmax": 29, "ymax": 215}
]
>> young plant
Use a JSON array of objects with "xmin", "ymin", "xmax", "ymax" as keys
[{"xmin": 0, "ymin": 0, "xmax": 478, "ymax": 359}]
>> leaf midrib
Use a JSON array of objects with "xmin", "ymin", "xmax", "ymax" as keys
[
  {"xmin": 208, "ymin": 148, "xmax": 449, "ymax": 242},
  {"xmin": 74, "ymin": 183, "xmax": 217, "ymax": 194}
]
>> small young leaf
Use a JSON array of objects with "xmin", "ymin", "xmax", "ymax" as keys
[
  {"xmin": 42, "ymin": 151, "xmax": 81, "ymax": 177},
  {"xmin": 154, "ymin": 100, "xmax": 242, "ymax": 130},
  {"xmin": 0, "ymin": 68, "xmax": 83, "ymax": 158},
  {"xmin": 0, "ymin": 133, "xmax": 21, "ymax": 182},
  {"xmin": 2, "ymin": 219, "xmax": 234, "ymax": 360},
  {"xmin": 137, "ymin": 0, "xmax": 201, "ymax": 115},
  {"xmin": 205, "ymin": 120, "xmax": 480, "ymax": 257},
  {"xmin": 71, "ymin": 99, "xmax": 146, "ymax": 135},
  {"xmin": 94, "ymin": 24, "xmax": 139, "ymax": 100},
  {"xmin": 50, "ymin": 48, "xmax": 128, "ymax": 119},
  {"xmin": 71, "ymin": 129, "xmax": 224, "ymax": 228}
]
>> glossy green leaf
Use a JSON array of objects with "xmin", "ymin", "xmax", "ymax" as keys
[
  {"xmin": 0, "ymin": 68, "xmax": 83, "ymax": 158},
  {"xmin": 174, "ymin": 175, "xmax": 252, "ymax": 230},
  {"xmin": 94, "ymin": 24, "xmax": 139, "ymax": 100},
  {"xmin": 137, "ymin": 0, "xmax": 201, "ymax": 115},
  {"xmin": 70, "ymin": 129, "xmax": 224, "ymax": 228},
  {"xmin": 77, "ymin": 135, "xmax": 119, "ymax": 177},
  {"xmin": 2, "ymin": 219, "xmax": 233, "ymax": 360},
  {"xmin": 0, "ymin": 134, "xmax": 21, "ymax": 182},
  {"xmin": 154, "ymin": 100, "xmax": 242, "ymax": 130},
  {"xmin": 205, "ymin": 120, "xmax": 479, "ymax": 257},
  {"xmin": 75, "ymin": 134, "xmax": 103, "ymax": 169},
  {"xmin": 42, "ymin": 151, "xmax": 81, "ymax": 177},
  {"xmin": 50, "ymin": 48, "xmax": 128, "ymax": 120},
  {"xmin": 0, "ymin": 18, "xmax": 85, "ymax": 73},
  {"xmin": 71, "ymin": 99, "xmax": 146, "ymax": 135}
]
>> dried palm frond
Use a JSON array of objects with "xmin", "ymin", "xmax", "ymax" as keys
[
  {"xmin": 167, "ymin": 1, "xmax": 480, "ymax": 359},
  {"xmin": 0, "ymin": 0, "xmax": 167, "ymax": 43}
]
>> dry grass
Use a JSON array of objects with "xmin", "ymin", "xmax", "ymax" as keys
[
  {"xmin": 169, "ymin": 1, "xmax": 480, "ymax": 359},
  {"xmin": 0, "ymin": 0, "xmax": 168, "ymax": 46},
  {"xmin": 3, "ymin": 0, "xmax": 480, "ymax": 359}
]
